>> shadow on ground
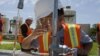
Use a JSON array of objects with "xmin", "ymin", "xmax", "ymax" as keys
[{"xmin": 0, "ymin": 52, "xmax": 12, "ymax": 56}]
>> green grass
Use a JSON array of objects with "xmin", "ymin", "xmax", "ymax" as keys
[
  {"xmin": 2, "ymin": 39, "xmax": 15, "ymax": 42},
  {"xmin": 89, "ymin": 42, "xmax": 98, "ymax": 56},
  {"xmin": 0, "ymin": 44, "xmax": 21, "ymax": 50},
  {"xmin": 0, "ymin": 40, "xmax": 20, "ymax": 50},
  {"xmin": 0, "ymin": 41, "xmax": 98, "ymax": 56}
]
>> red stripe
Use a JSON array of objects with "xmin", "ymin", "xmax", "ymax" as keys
[
  {"xmin": 38, "ymin": 35, "xmax": 45, "ymax": 53},
  {"xmin": 75, "ymin": 24, "xmax": 82, "ymax": 48},
  {"xmin": 63, "ymin": 24, "xmax": 72, "ymax": 48}
]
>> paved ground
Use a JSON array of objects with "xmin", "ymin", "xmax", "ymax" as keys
[
  {"xmin": 0, "ymin": 50, "xmax": 35, "ymax": 56},
  {"xmin": 0, "ymin": 50, "xmax": 49, "ymax": 56}
]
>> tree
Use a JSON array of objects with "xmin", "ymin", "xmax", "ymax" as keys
[
  {"xmin": 89, "ymin": 24, "xmax": 97, "ymax": 41},
  {"xmin": 90, "ymin": 24, "xmax": 96, "ymax": 35}
]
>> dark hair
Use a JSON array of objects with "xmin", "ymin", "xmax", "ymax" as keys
[
  {"xmin": 51, "ymin": 8, "xmax": 64, "ymax": 17},
  {"xmin": 57, "ymin": 8, "xmax": 64, "ymax": 21},
  {"xmin": 58, "ymin": 8, "xmax": 64, "ymax": 16}
]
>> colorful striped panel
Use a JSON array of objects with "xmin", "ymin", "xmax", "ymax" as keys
[
  {"xmin": 67, "ymin": 24, "xmax": 79, "ymax": 48},
  {"xmin": 43, "ymin": 32, "xmax": 49, "ymax": 51}
]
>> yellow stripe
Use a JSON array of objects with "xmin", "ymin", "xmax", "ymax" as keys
[
  {"xmin": 45, "ymin": 32, "xmax": 49, "ymax": 51},
  {"xmin": 72, "ymin": 25, "xmax": 79, "ymax": 47},
  {"xmin": 68, "ymin": 24, "xmax": 79, "ymax": 48},
  {"xmin": 68, "ymin": 24, "xmax": 74, "ymax": 47},
  {"xmin": 74, "ymin": 25, "xmax": 79, "ymax": 46},
  {"xmin": 43, "ymin": 32, "xmax": 49, "ymax": 51},
  {"xmin": 43, "ymin": 32, "xmax": 46, "ymax": 51}
]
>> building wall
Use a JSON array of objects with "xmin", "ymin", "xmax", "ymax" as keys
[
  {"xmin": 79, "ymin": 24, "xmax": 90, "ymax": 35},
  {"xmin": 11, "ymin": 16, "xmax": 23, "ymax": 34}
]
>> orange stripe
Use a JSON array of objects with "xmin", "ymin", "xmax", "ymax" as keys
[
  {"xmin": 63, "ymin": 24, "xmax": 82, "ymax": 48},
  {"xmin": 17, "ymin": 35, "xmax": 24, "ymax": 43},
  {"xmin": 38, "ymin": 32, "xmax": 51, "ymax": 53},
  {"xmin": 39, "ymin": 35, "xmax": 45, "ymax": 53},
  {"xmin": 18, "ymin": 24, "xmax": 32, "ymax": 43},
  {"xmin": 75, "ymin": 24, "xmax": 82, "ymax": 48},
  {"xmin": 63, "ymin": 24, "xmax": 72, "ymax": 48},
  {"xmin": 47, "ymin": 32, "xmax": 51, "ymax": 53},
  {"xmin": 0, "ymin": 35, "xmax": 2, "ymax": 43}
]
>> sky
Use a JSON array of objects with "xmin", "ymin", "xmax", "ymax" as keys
[{"xmin": 0, "ymin": 0, "xmax": 100, "ymax": 28}]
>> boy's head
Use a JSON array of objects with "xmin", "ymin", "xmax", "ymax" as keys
[{"xmin": 25, "ymin": 18, "xmax": 33, "ymax": 26}]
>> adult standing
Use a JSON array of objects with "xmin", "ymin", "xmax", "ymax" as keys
[{"xmin": 0, "ymin": 13, "xmax": 3, "ymax": 43}]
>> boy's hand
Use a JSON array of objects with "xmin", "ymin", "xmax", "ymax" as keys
[{"xmin": 31, "ymin": 29, "xmax": 46, "ymax": 36}]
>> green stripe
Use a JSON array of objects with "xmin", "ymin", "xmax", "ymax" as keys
[
  {"xmin": 73, "ymin": 25, "xmax": 79, "ymax": 47},
  {"xmin": 68, "ymin": 24, "xmax": 78, "ymax": 48},
  {"xmin": 71, "ymin": 25, "xmax": 78, "ymax": 47},
  {"xmin": 68, "ymin": 24, "xmax": 74, "ymax": 47}
]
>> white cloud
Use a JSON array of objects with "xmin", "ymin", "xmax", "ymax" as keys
[
  {"xmin": 0, "ymin": 0, "xmax": 9, "ymax": 5},
  {"xmin": 8, "ymin": 0, "xmax": 17, "ymax": 5},
  {"xmin": 30, "ymin": 0, "xmax": 38, "ymax": 5},
  {"xmin": 1, "ymin": 10, "xmax": 16, "ymax": 16},
  {"xmin": 0, "ymin": 0, "xmax": 18, "ymax": 6},
  {"xmin": 67, "ymin": 0, "xmax": 83, "ymax": 8},
  {"xmin": 74, "ymin": 0, "xmax": 89, "ymax": 7},
  {"xmin": 24, "ymin": 0, "xmax": 29, "ymax": 4},
  {"xmin": 6, "ymin": 11, "xmax": 16, "ymax": 14},
  {"xmin": 69, "ymin": 0, "xmax": 96, "ymax": 8}
]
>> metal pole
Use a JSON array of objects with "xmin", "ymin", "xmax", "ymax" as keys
[
  {"xmin": 13, "ymin": 9, "xmax": 20, "ymax": 56},
  {"xmin": 51, "ymin": 0, "xmax": 58, "ymax": 45},
  {"xmin": 50, "ymin": 0, "xmax": 58, "ymax": 56},
  {"xmin": 52, "ymin": 0, "xmax": 58, "ymax": 36}
]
